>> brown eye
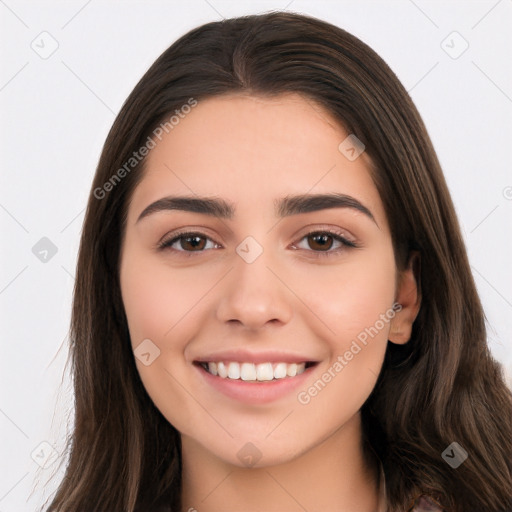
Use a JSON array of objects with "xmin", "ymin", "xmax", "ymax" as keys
[
  {"xmin": 307, "ymin": 233, "xmax": 335, "ymax": 251},
  {"xmin": 178, "ymin": 235, "xmax": 207, "ymax": 251},
  {"xmin": 159, "ymin": 232, "xmax": 218, "ymax": 253},
  {"xmin": 292, "ymin": 230, "xmax": 358, "ymax": 258}
]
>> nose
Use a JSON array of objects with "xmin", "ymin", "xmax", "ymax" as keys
[{"xmin": 215, "ymin": 244, "xmax": 293, "ymax": 330}]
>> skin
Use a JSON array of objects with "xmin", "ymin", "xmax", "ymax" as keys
[{"xmin": 119, "ymin": 93, "xmax": 421, "ymax": 512}]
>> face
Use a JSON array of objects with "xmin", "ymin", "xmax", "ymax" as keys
[{"xmin": 119, "ymin": 93, "xmax": 412, "ymax": 468}]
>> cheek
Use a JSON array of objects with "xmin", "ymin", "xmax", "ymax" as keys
[
  {"xmin": 294, "ymin": 247, "xmax": 397, "ymax": 344},
  {"xmin": 120, "ymin": 251, "xmax": 208, "ymax": 434},
  {"xmin": 120, "ymin": 250, "xmax": 211, "ymax": 348},
  {"xmin": 293, "ymin": 252, "xmax": 396, "ymax": 418}
]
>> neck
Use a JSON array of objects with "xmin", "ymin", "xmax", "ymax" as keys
[{"xmin": 180, "ymin": 413, "xmax": 383, "ymax": 512}]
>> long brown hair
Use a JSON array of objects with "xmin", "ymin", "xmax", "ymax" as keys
[{"xmin": 44, "ymin": 11, "xmax": 512, "ymax": 512}]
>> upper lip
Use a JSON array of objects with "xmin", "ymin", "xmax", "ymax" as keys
[{"xmin": 193, "ymin": 349, "xmax": 319, "ymax": 365}]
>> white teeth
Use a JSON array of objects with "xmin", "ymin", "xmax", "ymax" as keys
[
  {"xmin": 256, "ymin": 362, "xmax": 274, "ymax": 381},
  {"xmin": 287, "ymin": 363, "xmax": 297, "ymax": 377},
  {"xmin": 202, "ymin": 360, "xmax": 311, "ymax": 381},
  {"xmin": 240, "ymin": 362, "xmax": 256, "ymax": 381},
  {"xmin": 217, "ymin": 361, "xmax": 228, "ymax": 378},
  {"xmin": 274, "ymin": 362, "xmax": 287, "ymax": 379},
  {"xmin": 227, "ymin": 362, "xmax": 240, "ymax": 379}
]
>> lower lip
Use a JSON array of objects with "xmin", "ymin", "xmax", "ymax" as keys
[{"xmin": 194, "ymin": 363, "xmax": 318, "ymax": 405}]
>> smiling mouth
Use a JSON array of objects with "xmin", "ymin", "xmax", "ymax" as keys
[{"xmin": 195, "ymin": 361, "xmax": 318, "ymax": 382}]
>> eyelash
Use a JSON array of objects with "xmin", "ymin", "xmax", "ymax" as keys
[{"xmin": 157, "ymin": 228, "xmax": 359, "ymax": 259}]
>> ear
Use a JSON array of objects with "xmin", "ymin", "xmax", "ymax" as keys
[{"xmin": 388, "ymin": 251, "xmax": 421, "ymax": 345}]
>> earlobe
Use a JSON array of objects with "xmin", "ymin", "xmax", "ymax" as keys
[{"xmin": 388, "ymin": 251, "xmax": 421, "ymax": 345}]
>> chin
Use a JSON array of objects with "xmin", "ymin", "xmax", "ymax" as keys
[{"xmin": 207, "ymin": 438, "xmax": 306, "ymax": 470}]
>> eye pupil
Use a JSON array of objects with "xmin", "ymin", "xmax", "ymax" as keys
[
  {"xmin": 182, "ymin": 235, "xmax": 206, "ymax": 251},
  {"xmin": 309, "ymin": 233, "xmax": 333, "ymax": 251}
]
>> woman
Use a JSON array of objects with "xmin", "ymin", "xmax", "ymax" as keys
[{"xmin": 45, "ymin": 11, "xmax": 512, "ymax": 512}]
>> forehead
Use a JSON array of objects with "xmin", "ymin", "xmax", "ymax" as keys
[{"xmin": 127, "ymin": 93, "xmax": 387, "ymax": 227}]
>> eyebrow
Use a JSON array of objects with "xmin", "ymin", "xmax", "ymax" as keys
[{"xmin": 136, "ymin": 193, "xmax": 377, "ymax": 225}]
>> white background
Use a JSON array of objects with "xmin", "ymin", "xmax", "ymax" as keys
[{"xmin": 1, "ymin": 1, "xmax": 511, "ymax": 510}]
